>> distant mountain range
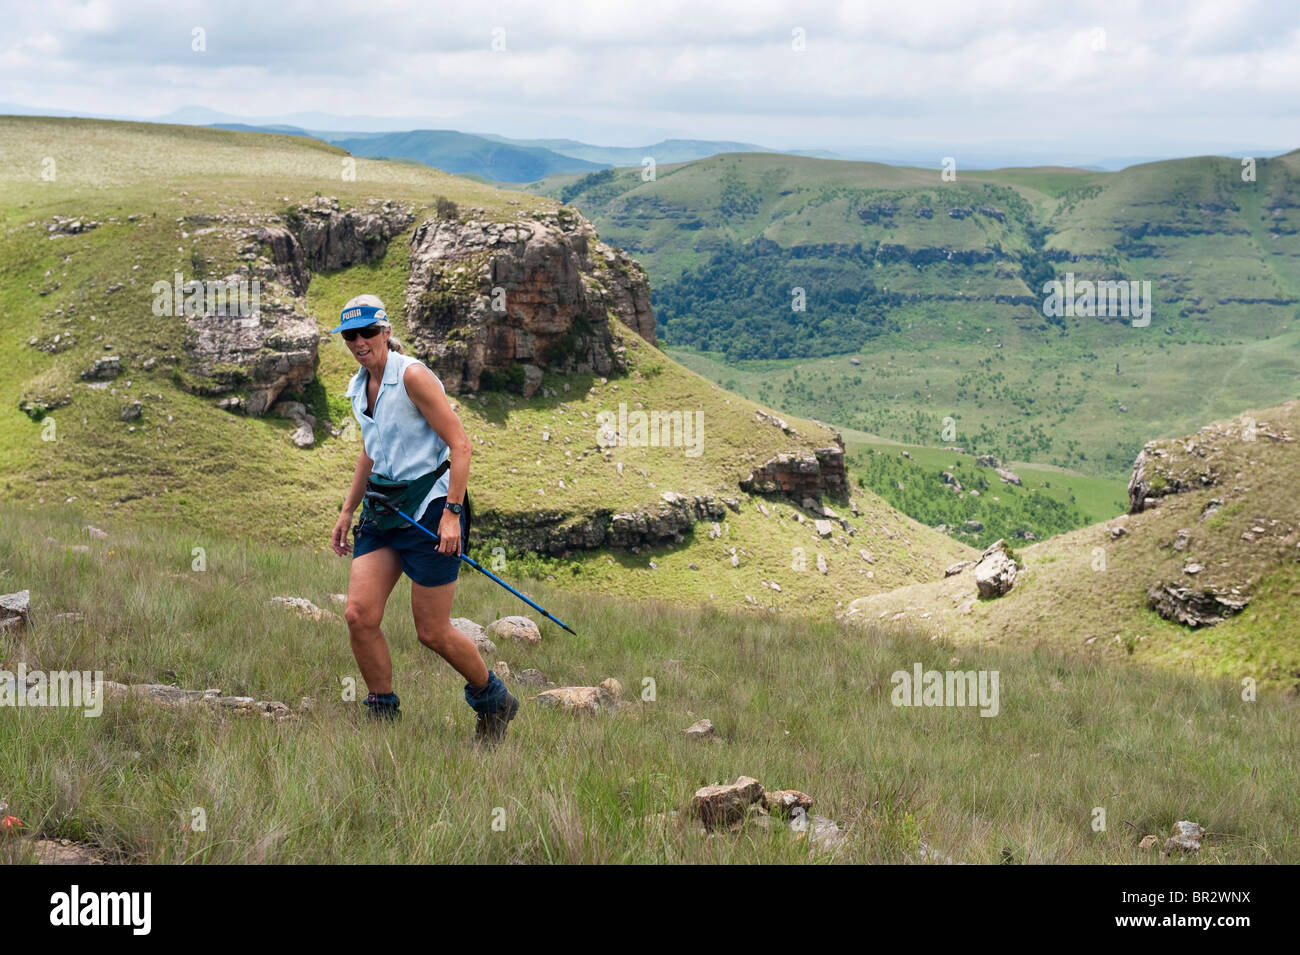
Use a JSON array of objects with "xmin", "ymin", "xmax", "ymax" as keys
[{"xmin": 208, "ymin": 123, "xmax": 815, "ymax": 181}]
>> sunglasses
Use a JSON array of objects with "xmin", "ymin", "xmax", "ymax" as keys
[{"xmin": 342, "ymin": 325, "xmax": 385, "ymax": 342}]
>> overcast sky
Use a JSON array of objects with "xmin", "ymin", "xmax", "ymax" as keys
[{"xmin": 2, "ymin": 0, "xmax": 1297, "ymax": 162}]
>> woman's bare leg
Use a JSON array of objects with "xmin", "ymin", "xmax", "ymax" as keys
[
  {"xmin": 345, "ymin": 548, "xmax": 404, "ymax": 694},
  {"xmin": 410, "ymin": 579, "xmax": 489, "ymax": 687}
]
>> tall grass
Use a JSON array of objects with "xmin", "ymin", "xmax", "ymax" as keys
[{"xmin": 1, "ymin": 506, "xmax": 1295, "ymax": 863}]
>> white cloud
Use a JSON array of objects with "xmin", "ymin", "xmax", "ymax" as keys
[{"xmin": 0, "ymin": 0, "xmax": 1295, "ymax": 158}]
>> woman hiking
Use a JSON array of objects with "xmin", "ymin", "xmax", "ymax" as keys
[{"xmin": 328, "ymin": 294, "xmax": 519, "ymax": 743}]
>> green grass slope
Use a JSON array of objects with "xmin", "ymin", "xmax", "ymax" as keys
[
  {"xmin": 2, "ymin": 506, "xmax": 1295, "ymax": 863},
  {"xmin": 0, "ymin": 116, "xmax": 966, "ymax": 620},
  {"xmin": 846, "ymin": 401, "xmax": 1300, "ymax": 691}
]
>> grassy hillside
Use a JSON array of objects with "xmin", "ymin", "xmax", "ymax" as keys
[
  {"xmin": 845, "ymin": 401, "xmax": 1300, "ymax": 692},
  {"xmin": 0, "ymin": 116, "xmax": 967, "ymax": 620},
  {"xmin": 2, "ymin": 506, "xmax": 1295, "ymax": 864},
  {"xmin": 840, "ymin": 431, "xmax": 1128, "ymax": 550},
  {"xmin": 524, "ymin": 151, "xmax": 1300, "ymax": 479}
]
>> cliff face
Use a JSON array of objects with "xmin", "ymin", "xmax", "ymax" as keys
[
  {"xmin": 184, "ymin": 199, "xmax": 656, "ymax": 414},
  {"xmin": 404, "ymin": 208, "xmax": 656, "ymax": 396}
]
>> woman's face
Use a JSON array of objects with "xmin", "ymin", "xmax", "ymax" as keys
[{"xmin": 346, "ymin": 326, "xmax": 389, "ymax": 367}]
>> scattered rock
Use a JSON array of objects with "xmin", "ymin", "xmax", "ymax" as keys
[
  {"xmin": 1164, "ymin": 820, "xmax": 1205, "ymax": 853},
  {"xmin": 762, "ymin": 789, "xmax": 813, "ymax": 817},
  {"xmin": 533, "ymin": 677, "xmax": 623, "ymax": 713},
  {"xmin": 814, "ymin": 519, "xmax": 834, "ymax": 537},
  {"xmin": 995, "ymin": 467, "xmax": 1022, "ymax": 486},
  {"xmin": 268, "ymin": 596, "xmax": 338, "ymax": 622},
  {"xmin": 119, "ymin": 400, "xmax": 143, "ymax": 422},
  {"xmin": 451, "ymin": 618, "xmax": 497, "ymax": 656},
  {"xmin": 945, "ymin": 560, "xmax": 974, "ymax": 577},
  {"xmin": 485, "ymin": 615, "xmax": 542, "ymax": 646},
  {"xmin": 81, "ymin": 356, "xmax": 121, "ymax": 381},
  {"xmin": 82, "ymin": 525, "xmax": 108, "ymax": 539},
  {"xmin": 690, "ymin": 776, "xmax": 764, "ymax": 831},
  {"xmin": 516, "ymin": 668, "xmax": 551, "ymax": 688},
  {"xmin": 95, "ymin": 681, "xmax": 297, "ymax": 720},
  {"xmin": 493, "ymin": 661, "xmax": 511, "ymax": 680},
  {"xmin": 684, "ymin": 718, "xmax": 716, "ymax": 740},
  {"xmin": 0, "ymin": 590, "xmax": 32, "ymax": 620}
]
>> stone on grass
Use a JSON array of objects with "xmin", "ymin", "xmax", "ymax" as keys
[
  {"xmin": 269, "ymin": 596, "xmax": 338, "ymax": 622},
  {"xmin": 534, "ymin": 677, "xmax": 622, "ymax": 713},
  {"xmin": 516, "ymin": 668, "xmax": 551, "ymax": 688},
  {"xmin": 486, "ymin": 615, "xmax": 541, "ymax": 646},
  {"xmin": 684, "ymin": 718, "xmax": 716, "ymax": 740},
  {"xmin": 762, "ymin": 789, "xmax": 813, "ymax": 817},
  {"xmin": 1164, "ymin": 820, "xmax": 1205, "ymax": 853},
  {"xmin": 0, "ymin": 590, "xmax": 31, "ymax": 618},
  {"xmin": 974, "ymin": 539, "xmax": 1019, "ymax": 598},
  {"xmin": 452, "ymin": 618, "xmax": 496, "ymax": 655},
  {"xmin": 690, "ymin": 776, "xmax": 764, "ymax": 832},
  {"xmin": 1138, "ymin": 835, "xmax": 1159, "ymax": 850}
]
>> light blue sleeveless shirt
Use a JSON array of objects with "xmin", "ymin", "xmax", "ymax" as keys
[{"xmin": 345, "ymin": 350, "xmax": 450, "ymax": 522}]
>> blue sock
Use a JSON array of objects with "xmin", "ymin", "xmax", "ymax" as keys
[{"xmin": 465, "ymin": 671, "xmax": 507, "ymax": 713}]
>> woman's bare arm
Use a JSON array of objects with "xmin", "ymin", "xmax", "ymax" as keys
[{"xmin": 404, "ymin": 363, "xmax": 471, "ymax": 505}]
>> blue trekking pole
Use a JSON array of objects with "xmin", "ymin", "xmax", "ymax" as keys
[{"xmin": 363, "ymin": 490, "xmax": 577, "ymax": 635}]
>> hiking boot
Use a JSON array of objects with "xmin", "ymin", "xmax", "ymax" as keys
[
  {"xmin": 363, "ymin": 692, "xmax": 402, "ymax": 722},
  {"xmin": 474, "ymin": 690, "xmax": 519, "ymax": 746}
]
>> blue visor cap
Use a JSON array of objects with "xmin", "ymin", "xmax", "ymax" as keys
[{"xmin": 331, "ymin": 304, "xmax": 390, "ymax": 333}]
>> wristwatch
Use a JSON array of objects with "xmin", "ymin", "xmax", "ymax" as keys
[{"xmin": 445, "ymin": 501, "xmax": 463, "ymax": 514}]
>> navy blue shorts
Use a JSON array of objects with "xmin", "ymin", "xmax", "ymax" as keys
[{"xmin": 352, "ymin": 497, "xmax": 467, "ymax": 588}]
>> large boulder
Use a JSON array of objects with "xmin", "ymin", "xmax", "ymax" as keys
[{"xmin": 974, "ymin": 539, "xmax": 1020, "ymax": 598}]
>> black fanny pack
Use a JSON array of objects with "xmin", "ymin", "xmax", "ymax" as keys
[{"xmin": 360, "ymin": 459, "xmax": 471, "ymax": 542}]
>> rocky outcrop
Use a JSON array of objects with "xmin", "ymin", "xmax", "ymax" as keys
[
  {"xmin": 178, "ymin": 198, "xmax": 416, "ymax": 415},
  {"xmin": 402, "ymin": 209, "xmax": 654, "ymax": 395},
  {"xmin": 1146, "ymin": 582, "xmax": 1250, "ymax": 627},
  {"xmin": 1128, "ymin": 411, "xmax": 1293, "ymax": 513},
  {"xmin": 184, "ymin": 296, "xmax": 319, "ymax": 416},
  {"xmin": 257, "ymin": 197, "xmax": 417, "ymax": 293},
  {"xmin": 740, "ymin": 444, "xmax": 849, "ymax": 502},
  {"xmin": 479, "ymin": 492, "xmax": 729, "ymax": 555}
]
